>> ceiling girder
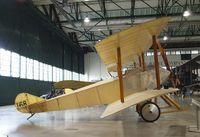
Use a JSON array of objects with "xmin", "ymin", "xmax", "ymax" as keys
[
  {"xmin": 110, "ymin": 0, "xmax": 131, "ymax": 16},
  {"xmin": 41, "ymin": 5, "xmax": 49, "ymax": 16},
  {"xmin": 50, "ymin": 0, "xmax": 77, "ymax": 28},
  {"xmin": 131, "ymin": 0, "xmax": 136, "ymax": 23},
  {"xmin": 33, "ymin": 0, "xmax": 200, "ymax": 52},
  {"xmin": 52, "ymin": 4, "xmax": 63, "ymax": 29},
  {"xmin": 82, "ymin": 1, "xmax": 104, "ymax": 19}
]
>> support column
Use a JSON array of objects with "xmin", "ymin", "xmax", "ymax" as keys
[{"xmin": 117, "ymin": 47, "xmax": 124, "ymax": 103}]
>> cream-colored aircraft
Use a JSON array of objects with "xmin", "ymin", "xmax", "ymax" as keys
[{"xmin": 15, "ymin": 17, "xmax": 181, "ymax": 122}]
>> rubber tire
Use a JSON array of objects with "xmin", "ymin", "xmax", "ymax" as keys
[{"xmin": 140, "ymin": 101, "xmax": 161, "ymax": 122}]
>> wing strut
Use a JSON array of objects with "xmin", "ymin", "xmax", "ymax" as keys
[
  {"xmin": 152, "ymin": 37, "xmax": 181, "ymax": 110},
  {"xmin": 117, "ymin": 47, "xmax": 124, "ymax": 103},
  {"xmin": 138, "ymin": 56, "xmax": 142, "ymax": 67},
  {"xmin": 152, "ymin": 35, "xmax": 160, "ymax": 103},
  {"xmin": 156, "ymin": 40, "xmax": 176, "ymax": 88},
  {"xmin": 156, "ymin": 40, "xmax": 181, "ymax": 110},
  {"xmin": 152, "ymin": 35, "xmax": 161, "ymax": 90},
  {"xmin": 141, "ymin": 52, "xmax": 146, "ymax": 71}
]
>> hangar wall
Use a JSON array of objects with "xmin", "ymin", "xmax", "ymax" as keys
[
  {"xmin": 85, "ymin": 50, "xmax": 199, "ymax": 81},
  {"xmin": 0, "ymin": 1, "xmax": 84, "ymax": 105},
  {"xmin": 84, "ymin": 53, "xmax": 110, "ymax": 81}
]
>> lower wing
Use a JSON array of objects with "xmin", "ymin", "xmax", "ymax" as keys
[{"xmin": 101, "ymin": 88, "xmax": 178, "ymax": 118}]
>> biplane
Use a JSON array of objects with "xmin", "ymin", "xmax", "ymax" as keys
[{"xmin": 15, "ymin": 17, "xmax": 182, "ymax": 122}]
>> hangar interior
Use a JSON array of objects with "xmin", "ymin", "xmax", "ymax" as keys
[{"xmin": 0, "ymin": 0, "xmax": 200, "ymax": 137}]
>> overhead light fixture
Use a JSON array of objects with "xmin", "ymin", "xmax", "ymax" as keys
[
  {"xmin": 84, "ymin": 17, "xmax": 90, "ymax": 23},
  {"xmin": 183, "ymin": 9, "xmax": 191, "ymax": 17},
  {"xmin": 163, "ymin": 36, "xmax": 168, "ymax": 41}
]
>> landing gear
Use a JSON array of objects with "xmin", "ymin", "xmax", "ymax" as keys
[
  {"xmin": 27, "ymin": 113, "xmax": 35, "ymax": 120},
  {"xmin": 136, "ymin": 101, "xmax": 160, "ymax": 122},
  {"xmin": 136, "ymin": 103, "xmax": 142, "ymax": 115}
]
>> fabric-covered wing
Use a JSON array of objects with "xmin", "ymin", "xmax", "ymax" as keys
[
  {"xmin": 101, "ymin": 88, "xmax": 178, "ymax": 118},
  {"xmin": 16, "ymin": 67, "xmax": 171, "ymax": 114},
  {"xmin": 95, "ymin": 17, "xmax": 170, "ymax": 72}
]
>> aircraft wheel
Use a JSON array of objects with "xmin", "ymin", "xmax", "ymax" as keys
[{"xmin": 140, "ymin": 101, "xmax": 160, "ymax": 122}]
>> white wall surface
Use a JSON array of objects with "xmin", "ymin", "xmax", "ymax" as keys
[
  {"xmin": 84, "ymin": 52, "xmax": 110, "ymax": 81},
  {"xmin": 84, "ymin": 51, "xmax": 199, "ymax": 82}
]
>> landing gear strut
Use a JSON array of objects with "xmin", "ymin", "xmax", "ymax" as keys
[
  {"xmin": 136, "ymin": 101, "xmax": 160, "ymax": 122},
  {"xmin": 27, "ymin": 113, "xmax": 35, "ymax": 120}
]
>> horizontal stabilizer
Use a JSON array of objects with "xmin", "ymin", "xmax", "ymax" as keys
[
  {"xmin": 15, "ymin": 93, "xmax": 45, "ymax": 113},
  {"xmin": 101, "ymin": 88, "xmax": 178, "ymax": 118}
]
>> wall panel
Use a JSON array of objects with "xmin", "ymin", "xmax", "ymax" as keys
[{"xmin": 0, "ymin": 0, "xmax": 84, "ymax": 105}]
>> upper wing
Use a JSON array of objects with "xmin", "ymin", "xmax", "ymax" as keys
[
  {"xmin": 54, "ymin": 80, "xmax": 94, "ymax": 89},
  {"xmin": 95, "ymin": 17, "xmax": 170, "ymax": 72},
  {"xmin": 101, "ymin": 88, "xmax": 178, "ymax": 118}
]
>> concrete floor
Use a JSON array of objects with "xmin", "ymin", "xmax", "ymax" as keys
[{"xmin": 0, "ymin": 97, "xmax": 199, "ymax": 137}]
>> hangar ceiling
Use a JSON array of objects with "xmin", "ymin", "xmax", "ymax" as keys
[{"xmin": 32, "ymin": 0, "xmax": 200, "ymax": 52}]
